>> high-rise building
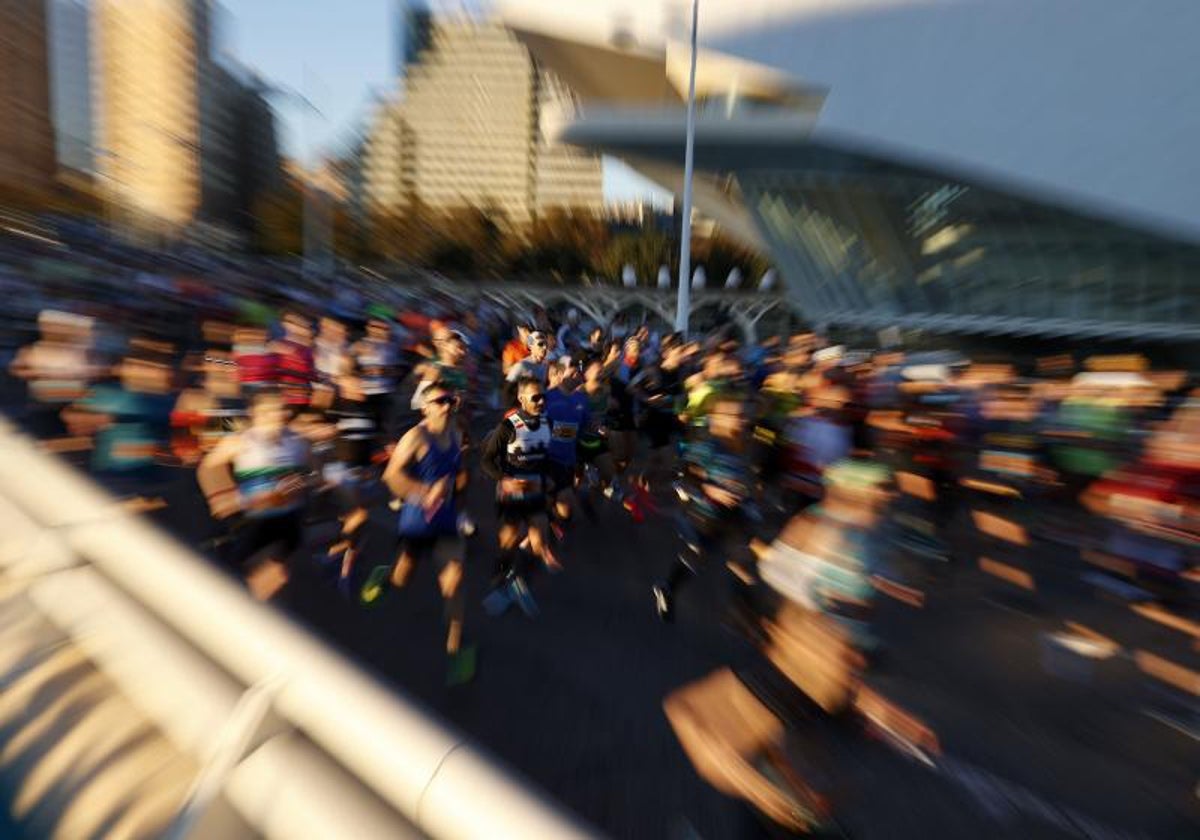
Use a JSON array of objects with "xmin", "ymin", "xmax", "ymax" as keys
[
  {"xmin": 94, "ymin": 0, "xmax": 205, "ymax": 231},
  {"xmin": 229, "ymin": 72, "xmax": 281, "ymax": 229},
  {"xmin": 534, "ymin": 72, "xmax": 603, "ymax": 214},
  {"xmin": 93, "ymin": 0, "xmax": 259, "ymax": 238},
  {"xmin": 396, "ymin": 0, "xmax": 433, "ymax": 76},
  {"xmin": 364, "ymin": 17, "xmax": 603, "ymax": 224},
  {"xmin": 48, "ymin": 0, "xmax": 94, "ymax": 176},
  {"xmin": 0, "ymin": 0, "xmax": 57, "ymax": 196}
]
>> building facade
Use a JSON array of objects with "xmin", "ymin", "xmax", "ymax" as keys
[
  {"xmin": 506, "ymin": 2, "xmax": 1200, "ymax": 343},
  {"xmin": 533, "ymin": 72, "xmax": 604, "ymax": 214},
  {"xmin": 94, "ymin": 0, "xmax": 204, "ymax": 231},
  {"xmin": 364, "ymin": 17, "xmax": 603, "ymax": 224},
  {"xmin": 0, "ymin": 0, "xmax": 57, "ymax": 197},
  {"xmin": 93, "ymin": 0, "xmax": 269, "ymax": 240}
]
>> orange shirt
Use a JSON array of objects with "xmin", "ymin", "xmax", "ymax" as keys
[{"xmin": 502, "ymin": 339, "xmax": 530, "ymax": 373}]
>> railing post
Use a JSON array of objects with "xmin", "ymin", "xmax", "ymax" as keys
[{"xmin": 165, "ymin": 675, "xmax": 285, "ymax": 840}]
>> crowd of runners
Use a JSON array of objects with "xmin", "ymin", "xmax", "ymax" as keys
[{"xmin": 3, "ymin": 233, "xmax": 1198, "ymax": 833}]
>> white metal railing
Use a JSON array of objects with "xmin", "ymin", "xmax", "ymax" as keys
[{"xmin": 0, "ymin": 417, "xmax": 599, "ymax": 840}]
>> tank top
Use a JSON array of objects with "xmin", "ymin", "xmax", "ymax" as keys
[
  {"xmin": 356, "ymin": 339, "xmax": 398, "ymax": 396},
  {"xmin": 330, "ymin": 395, "xmax": 376, "ymax": 468},
  {"xmin": 503, "ymin": 411, "xmax": 551, "ymax": 478},
  {"xmin": 233, "ymin": 337, "xmax": 277, "ymax": 391},
  {"xmin": 233, "ymin": 428, "xmax": 309, "ymax": 518},
  {"xmin": 397, "ymin": 426, "xmax": 461, "ymax": 537},
  {"xmin": 275, "ymin": 339, "xmax": 315, "ymax": 407}
]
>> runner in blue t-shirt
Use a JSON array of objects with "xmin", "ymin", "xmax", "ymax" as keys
[{"xmin": 544, "ymin": 357, "xmax": 590, "ymax": 528}]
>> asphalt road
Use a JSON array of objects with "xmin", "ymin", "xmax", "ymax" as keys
[{"xmin": 4, "ymin": 391, "xmax": 1198, "ymax": 839}]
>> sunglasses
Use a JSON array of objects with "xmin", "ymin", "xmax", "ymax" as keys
[
  {"xmin": 532, "ymin": 341, "xmax": 547, "ymax": 348},
  {"xmin": 428, "ymin": 395, "xmax": 458, "ymax": 406},
  {"xmin": 527, "ymin": 393, "xmax": 546, "ymax": 404}
]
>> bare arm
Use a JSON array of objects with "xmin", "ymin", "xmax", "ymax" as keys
[
  {"xmin": 197, "ymin": 433, "xmax": 242, "ymax": 517},
  {"xmin": 383, "ymin": 427, "xmax": 427, "ymax": 499}
]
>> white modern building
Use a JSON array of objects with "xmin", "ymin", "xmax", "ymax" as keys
[{"xmin": 502, "ymin": 0, "xmax": 1200, "ymax": 343}]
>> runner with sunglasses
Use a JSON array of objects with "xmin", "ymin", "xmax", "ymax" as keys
[
  {"xmin": 366, "ymin": 380, "xmax": 474, "ymax": 683},
  {"xmin": 480, "ymin": 376, "xmax": 557, "ymax": 617},
  {"xmin": 411, "ymin": 328, "xmax": 473, "ymax": 441}
]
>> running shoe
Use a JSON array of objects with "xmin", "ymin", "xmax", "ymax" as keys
[
  {"xmin": 313, "ymin": 549, "xmax": 341, "ymax": 577},
  {"xmin": 359, "ymin": 564, "xmax": 391, "ymax": 606},
  {"xmin": 509, "ymin": 575, "xmax": 540, "ymax": 618},
  {"xmin": 623, "ymin": 495, "xmax": 644, "ymax": 524},
  {"xmin": 483, "ymin": 581, "xmax": 514, "ymax": 616},
  {"xmin": 652, "ymin": 583, "xmax": 674, "ymax": 623},
  {"xmin": 457, "ymin": 512, "xmax": 477, "ymax": 537},
  {"xmin": 446, "ymin": 644, "xmax": 478, "ymax": 686}
]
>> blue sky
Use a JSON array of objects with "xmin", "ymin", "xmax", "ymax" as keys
[
  {"xmin": 219, "ymin": 0, "xmax": 395, "ymax": 162},
  {"xmin": 218, "ymin": 0, "xmax": 664, "ymax": 203}
]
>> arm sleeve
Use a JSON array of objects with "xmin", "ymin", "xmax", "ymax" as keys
[{"xmin": 479, "ymin": 420, "xmax": 512, "ymax": 481}]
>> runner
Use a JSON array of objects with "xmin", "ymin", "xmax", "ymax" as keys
[
  {"xmin": 312, "ymin": 316, "xmax": 349, "ymax": 411},
  {"xmin": 608, "ymin": 336, "xmax": 642, "ymax": 468},
  {"xmin": 555, "ymin": 308, "xmax": 587, "ymax": 358},
  {"xmin": 273, "ymin": 310, "xmax": 316, "ymax": 413},
  {"xmin": 544, "ymin": 356, "xmax": 589, "ymax": 532},
  {"xmin": 367, "ymin": 379, "xmax": 474, "ymax": 683},
  {"xmin": 198, "ymin": 388, "xmax": 316, "ymax": 601},
  {"xmin": 412, "ymin": 329, "xmax": 471, "ymax": 418},
  {"xmin": 578, "ymin": 354, "xmax": 620, "ymax": 504},
  {"xmin": 653, "ymin": 389, "xmax": 755, "ymax": 622},
  {"xmin": 504, "ymin": 328, "xmax": 550, "ymax": 406},
  {"xmin": 231, "ymin": 325, "xmax": 278, "ymax": 397},
  {"xmin": 628, "ymin": 334, "xmax": 684, "ymax": 496},
  {"xmin": 317, "ymin": 356, "xmax": 378, "ymax": 595},
  {"xmin": 501, "ymin": 322, "xmax": 532, "ymax": 375},
  {"xmin": 352, "ymin": 317, "xmax": 401, "ymax": 442},
  {"xmin": 480, "ymin": 376, "xmax": 557, "ymax": 617}
]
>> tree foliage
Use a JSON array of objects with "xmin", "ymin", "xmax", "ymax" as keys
[{"xmin": 11, "ymin": 179, "xmax": 775, "ymax": 288}]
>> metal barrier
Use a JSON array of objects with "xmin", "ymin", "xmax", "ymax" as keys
[{"xmin": 0, "ymin": 418, "xmax": 599, "ymax": 840}]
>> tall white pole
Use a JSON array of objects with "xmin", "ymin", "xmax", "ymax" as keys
[{"xmin": 674, "ymin": 0, "xmax": 699, "ymax": 335}]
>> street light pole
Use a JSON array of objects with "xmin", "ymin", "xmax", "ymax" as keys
[{"xmin": 674, "ymin": 0, "xmax": 699, "ymax": 336}]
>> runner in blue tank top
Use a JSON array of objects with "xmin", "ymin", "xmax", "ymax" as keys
[{"xmin": 374, "ymin": 379, "xmax": 473, "ymax": 682}]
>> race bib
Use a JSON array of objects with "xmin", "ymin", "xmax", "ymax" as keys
[{"xmin": 552, "ymin": 422, "xmax": 578, "ymax": 441}]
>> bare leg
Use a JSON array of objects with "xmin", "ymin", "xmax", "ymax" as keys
[
  {"xmin": 391, "ymin": 550, "xmax": 415, "ymax": 588},
  {"xmin": 247, "ymin": 557, "xmax": 289, "ymax": 601},
  {"xmin": 527, "ymin": 514, "xmax": 559, "ymax": 571},
  {"xmin": 439, "ymin": 559, "xmax": 464, "ymax": 654}
]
